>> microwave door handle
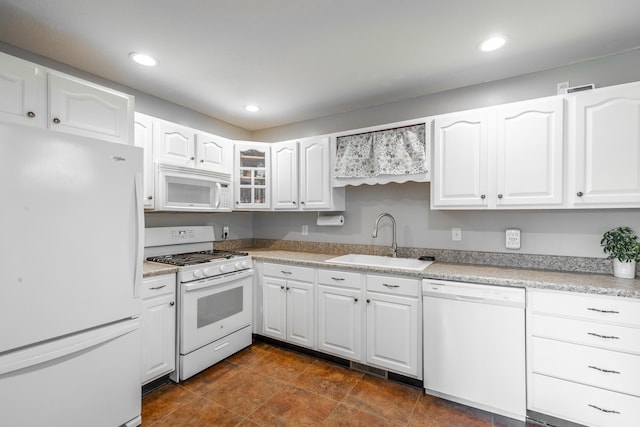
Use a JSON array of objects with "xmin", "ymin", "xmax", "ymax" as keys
[{"xmin": 215, "ymin": 182, "xmax": 221, "ymax": 209}]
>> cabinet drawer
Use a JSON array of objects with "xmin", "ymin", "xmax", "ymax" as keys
[
  {"xmin": 263, "ymin": 263, "xmax": 314, "ymax": 282},
  {"xmin": 142, "ymin": 274, "xmax": 176, "ymax": 299},
  {"xmin": 529, "ymin": 373, "xmax": 640, "ymax": 427},
  {"xmin": 532, "ymin": 314, "xmax": 640, "ymax": 354},
  {"xmin": 529, "ymin": 290, "xmax": 640, "ymax": 327},
  {"xmin": 531, "ymin": 337, "xmax": 640, "ymax": 397},
  {"xmin": 367, "ymin": 274, "xmax": 420, "ymax": 297},
  {"xmin": 317, "ymin": 269, "xmax": 362, "ymax": 289}
]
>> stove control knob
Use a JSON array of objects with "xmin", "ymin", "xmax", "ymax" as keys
[
  {"xmin": 203, "ymin": 267, "xmax": 215, "ymax": 276},
  {"xmin": 193, "ymin": 269, "xmax": 204, "ymax": 279},
  {"xmin": 234, "ymin": 262, "xmax": 243, "ymax": 270},
  {"xmin": 241, "ymin": 261, "xmax": 250, "ymax": 269},
  {"xmin": 220, "ymin": 264, "xmax": 231, "ymax": 273}
]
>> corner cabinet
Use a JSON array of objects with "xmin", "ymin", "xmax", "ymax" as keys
[
  {"xmin": 0, "ymin": 51, "xmax": 134, "ymax": 144},
  {"xmin": 432, "ymin": 96, "xmax": 564, "ymax": 209},
  {"xmin": 234, "ymin": 142, "xmax": 271, "ymax": 209},
  {"xmin": 570, "ymin": 81, "xmax": 640, "ymax": 208},
  {"xmin": 141, "ymin": 274, "xmax": 176, "ymax": 385}
]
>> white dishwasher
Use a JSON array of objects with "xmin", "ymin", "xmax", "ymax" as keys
[{"xmin": 422, "ymin": 279, "xmax": 526, "ymax": 421}]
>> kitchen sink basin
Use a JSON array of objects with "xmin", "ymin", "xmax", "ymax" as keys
[{"xmin": 325, "ymin": 254, "xmax": 433, "ymax": 271}]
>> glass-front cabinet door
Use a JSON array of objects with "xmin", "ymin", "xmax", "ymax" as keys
[{"xmin": 234, "ymin": 142, "xmax": 271, "ymax": 209}]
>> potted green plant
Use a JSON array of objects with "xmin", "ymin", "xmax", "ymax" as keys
[{"xmin": 600, "ymin": 226, "xmax": 640, "ymax": 278}]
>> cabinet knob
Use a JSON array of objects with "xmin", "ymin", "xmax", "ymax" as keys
[
  {"xmin": 236, "ymin": 201, "xmax": 240, "ymax": 204},
  {"xmin": 366, "ymin": 299, "xmax": 371, "ymax": 304},
  {"xmin": 169, "ymin": 301, "xmax": 175, "ymax": 306},
  {"xmin": 52, "ymin": 117, "xmax": 61, "ymax": 124},
  {"xmin": 147, "ymin": 196, "xmax": 153, "ymax": 200},
  {"xmin": 292, "ymin": 201, "xmax": 296, "ymax": 205},
  {"xmin": 190, "ymin": 157, "xmax": 195, "ymax": 161},
  {"xmin": 280, "ymin": 285, "xmax": 285, "ymax": 290},
  {"xmin": 497, "ymin": 194, "xmax": 503, "ymax": 199},
  {"xmin": 27, "ymin": 111, "xmax": 36, "ymax": 118},
  {"xmin": 286, "ymin": 286, "xmax": 290, "ymax": 291},
  {"xmin": 301, "ymin": 201, "xmax": 305, "ymax": 205},
  {"xmin": 200, "ymin": 159, "xmax": 204, "ymax": 163},
  {"xmin": 577, "ymin": 191, "xmax": 584, "ymax": 197},
  {"xmin": 480, "ymin": 194, "xmax": 486, "ymax": 199},
  {"xmin": 353, "ymin": 298, "xmax": 358, "ymax": 303}
]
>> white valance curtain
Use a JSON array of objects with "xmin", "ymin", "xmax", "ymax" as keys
[{"xmin": 333, "ymin": 124, "xmax": 426, "ymax": 185}]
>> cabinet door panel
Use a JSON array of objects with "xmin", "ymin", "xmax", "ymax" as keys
[
  {"xmin": 573, "ymin": 82, "xmax": 640, "ymax": 206},
  {"xmin": 286, "ymin": 281, "xmax": 315, "ymax": 348},
  {"xmin": 317, "ymin": 285, "xmax": 362, "ymax": 360},
  {"xmin": 134, "ymin": 113, "xmax": 155, "ymax": 209},
  {"xmin": 300, "ymin": 137, "xmax": 331, "ymax": 209},
  {"xmin": 48, "ymin": 73, "xmax": 132, "ymax": 144},
  {"xmin": 496, "ymin": 97, "xmax": 564, "ymax": 206},
  {"xmin": 0, "ymin": 53, "xmax": 46, "ymax": 127},
  {"xmin": 196, "ymin": 132, "xmax": 232, "ymax": 173},
  {"xmin": 432, "ymin": 111, "xmax": 489, "ymax": 208},
  {"xmin": 272, "ymin": 141, "xmax": 298, "ymax": 209},
  {"xmin": 154, "ymin": 121, "xmax": 195, "ymax": 166},
  {"xmin": 366, "ymin": 292, "xmax": 419, "ymax": 376},
  {"xmin": 262, "ymin": 277, "xmax": 286, "ymax": 340},
  {"xmin": 141, "ymin": 294, "xmax": 176, "ymax": 384}
]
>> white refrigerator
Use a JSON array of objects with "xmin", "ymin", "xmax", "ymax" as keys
[{"xmin": 0, "ymin": 123, "xmax": 144, "ymax": 427}]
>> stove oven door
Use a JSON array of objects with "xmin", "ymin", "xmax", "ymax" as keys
[{"xmin": 180, "ymin": 269, "xmax": 253, "ymax": 354}]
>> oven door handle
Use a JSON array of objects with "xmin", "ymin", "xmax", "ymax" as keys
[{"xmin": 183, "ymin": 269, "xmax": 254, "ymax": 292}]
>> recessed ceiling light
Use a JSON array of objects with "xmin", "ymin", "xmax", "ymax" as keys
[
  {"xmin": 479, "ymin": 36, "xmax": 507, "ymax": 52},
  {"xmin": 245, "ymin": 105, "xmax": 260, "ymax": 112},
  {"xmin": 129, "ymin": 52, "xmax": 157, "ymax": 66}
]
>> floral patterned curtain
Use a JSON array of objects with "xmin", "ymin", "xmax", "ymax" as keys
[{"xmin": 334, "ymin": 124, "xmax": 426, "ymax": 179}]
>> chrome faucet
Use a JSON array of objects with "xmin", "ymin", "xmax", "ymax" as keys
[{"xmin": 372, "ymin": 213, "xmax": 397, "ymax": 257}]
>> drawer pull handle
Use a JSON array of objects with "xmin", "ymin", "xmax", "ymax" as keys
[
  {"xmin": 382, "ymin": 284, "xmax": 400, "ymax": 288},
  {"xmin": 331, "ymin": 277, "xmax": 345, "ymax": 281},
  {"xmin": 588, "ymin": 404, "xmax": 620, "ymax": 414},
  {"xmin": 150, "ymin": 284, "xmax": 167, "ymax": 290},
  {"xmin": 588, "ymin": 332, "xmax": 620, "ymax": 340},
  {"xmin": 587, "ymin": 308, "xmax": 619, "ymax": 314},
  {"xmin": 281, "ymin": 271, "xmax": 292, "ymax": 275},
  {"xmin": 354, "ymin": 298, "xmax": 358, "ymax": 303},
  {"xmin": 588, "ymin": 365, "xmax": 620, "ymax": 374}
]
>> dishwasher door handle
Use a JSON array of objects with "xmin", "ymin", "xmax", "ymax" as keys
[{"xmin": 454, "ymin": 295, "xmax": 485, "ymax": 303}]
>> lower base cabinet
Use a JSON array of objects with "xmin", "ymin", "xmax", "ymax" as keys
[
  {"xmin": 141, "ymin": 274, "xmax": 176, "ymax": 385},
  {"xmin": 527, "ymin": 289, "xmax": 640, "ymax": 427}
]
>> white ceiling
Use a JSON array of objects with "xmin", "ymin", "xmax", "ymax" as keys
[{"xmin": 1, "ymin": 0, "xmax": 640, "ymax": 131}]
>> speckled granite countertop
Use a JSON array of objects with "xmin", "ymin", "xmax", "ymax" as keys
[
  {"xmin": 247, "ymin": 249, "xmax": 640, "ymax": 299},
  {"xmin": 143, "ymin": 262, "xmax": 178, "ymax": 278}
]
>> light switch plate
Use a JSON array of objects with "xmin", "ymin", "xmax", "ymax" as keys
[
  {"xmin": 452, "ymin": 227, "xmax": 462, "ymax": 241},
  {"xmin": 506, "ymin": 229, "xmax": 521, "ymax": 249}
]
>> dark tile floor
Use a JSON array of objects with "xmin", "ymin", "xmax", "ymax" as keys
[{"xmin": 142, "ymin": 341, "xmax": 529, "ymax": 426}]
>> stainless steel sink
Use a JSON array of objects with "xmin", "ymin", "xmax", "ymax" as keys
[{"xmin": 325, "ymin": 254, "xmax": 433, "ymax": 271}]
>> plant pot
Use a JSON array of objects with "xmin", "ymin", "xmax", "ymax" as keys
[{"xmin": 613, "ymin": 259, "xmax": 637, "ymax": 279}]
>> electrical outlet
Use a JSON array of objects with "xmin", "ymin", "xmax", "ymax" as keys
[
  {"xmin": 452, "ymin": 227, "xmax": 462, "ymax": 241},
  {"xmin": 557, "ymin": 81, "xmax": 569, "ymax": 95},
  {"xmin": 302, "ymin": 225, "xmax": 308, "ymax": 235},
  {"xmin": 222, "ymin": 225, "xmax": 229, "ymax": 239},
  {"xmin": 506, "ymin": 229, "xmax": 521, "ymax": 249}
]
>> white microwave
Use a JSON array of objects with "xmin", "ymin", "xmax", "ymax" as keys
[{"xmin": 156, "ymin": 163, "xmax": 232, "ymax": 212}]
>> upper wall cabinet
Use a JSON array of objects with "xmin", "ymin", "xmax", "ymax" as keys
[
  {"xmin": 134, "ymin": 113, "xmax": 155, "ymax": 210},
  {"xmin": 234, "ymin": 142, "xmax": 271, "ymax": 210},
  {"xmin": 272, "ymin": 137, "xmax": 345, "ymax": 211},
  {"xmin": 432, "ymin": 96, "xmax": 565, "ymax": 209},
  {"xmin": 153, "ymin": 119, "xmax": 232, "ymax": 174},
  {"xmin": 0, "ymin": 52, "xmax": 134, "ymax": 144},
  {"xmin": 569, "ymin": 81, "xmax": 640, "ymax": 208}
]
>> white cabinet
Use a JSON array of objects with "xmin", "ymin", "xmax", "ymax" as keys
[
  {"xmin": 153, "ymin": 119, "xmax": 233, "ymax": 173},
  {"xmin": 432, "ymin": 96, "xmax": 564, "ymax": 209},
  {"xmin": 141, "ymin": 274, "xmax": 176, "ymax": 385},
  {"xmin": 262, "ymin": 263, "xmax": 315, "ymax": 348},
  {"xmin": 48, "ymin": 73, "xmax": 133, "ymax": 144},
  {"xmin": 134, "ymin": 113, "xmax": 155, "ymax": 209},
  {"xmin": 0, "ymin": 52, "xmax": 134, "ymax": 144},
  {"xmin": 271, "ymin": 137, "xmax": 345, "ymax": 211},
  {"xmin": 235, "ymin": 142, "xmax": 271, "ymax": 209},
  {"xmin": 570, "ymin": 81, "xmax": 640, "ymax": 207},
  {"xmin": 432, "ymin": 108, "xmax": 489, "ymax": 208},
  {"xmin": 317, "ymin": 269, "xmax": 363, "ymax": 360},
  {"xmin": 527, "ymin": 289, "xmax": 640, "ymax": 427},
  {"xmin": 0, "ymin": 51, "xmax": 46, "ymax": 127},
  {"xmin": 365, "ymin": 274, "xmax": 421, "ymax": 378}
]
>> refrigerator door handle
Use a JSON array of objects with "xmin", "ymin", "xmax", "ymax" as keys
[
  {"xmin": 133, "ymin": 172, "xmax": 143, "ymax": 298},
  {"xmin": 0, "ymin": 319, "xmax": 140, "ymax": 376}
]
